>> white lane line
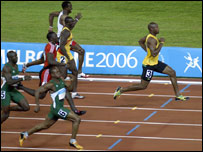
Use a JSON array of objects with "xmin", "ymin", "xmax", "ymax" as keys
[
  {"xmin": 13, "ymin": 75, "xmax": 203, "ymax": 85},
  {"xmin": 8, "ymin": 117, "xmax": 202, "ymax": 127},
  {"xmin": 1, "ymin": 131, "xmax": 202, "ymax": 142},
  {"xmin": 77, "ymin": 92, "xmax": 202, "ymax": 99},
  {"xmin": 11, "ymin": 103, "xmax": 202, "ymax": 112},
  {"xmin": 1, "ymin": 146, "xmax": 104, "ymax": 151}
]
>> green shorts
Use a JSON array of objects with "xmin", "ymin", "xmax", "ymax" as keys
[
  {"xmin": 1, "ymin": 88, "xmax": 25, "ymax": 107},
  {"xmin": 48, "ymin": 107, "xmax": 71, "ymax": 120}
]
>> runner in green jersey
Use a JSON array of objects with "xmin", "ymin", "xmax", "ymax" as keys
[
  {"xmin": 19, "ymin": 66, "xmax": 83, "ymax": 150},
  {"xmin": 1, "ymin": 51, "xmax": 31, "ymax": 124}
]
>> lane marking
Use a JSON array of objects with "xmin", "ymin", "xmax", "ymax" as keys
[
  {"xmin": 8, "ymin": 117, "xmax": 202, "ymax": 127},
  {"xmin": 108, "ymin": 139, "xmax": 122, "ymax": 150},
  {"xmin": 161, "ymin": 98, "xmax": 173, "ymax": 108},
  {"xmin": 1, "ymin": 146, "xmax": 103, "ymax": 151},
  {"xmin": 2, "ymin": 131, "xmax": 202, "ymax": 141},
  {"xmin": 96, "ymin": 134, "xmax": 103, "ymax": 138},
  {"xmin": 148, "ymin": 94, "xmax": 154, "ymax": 97},
  {"xmin": 114, "ymin": 120, "xmax": 120, "ymax": 124},
  {"xmin": 144, "ymin": 111, "xmax": 157, "ymax": 121},
  {"xmin": 9, "ymin": 75, "xmax": 202, "ymax": 85},
  {"xmin": 10, "ymin": 103, "xmax": 202, "ymax": 112},
  {"xmin": 77, "ymin": 92, "xmax": 202, "ymax": 99},
  {"xmin": 126, "ymin": 125, "xmax": 140, "ymax": 135},
  {"xmin": 132, "ymin": 107, "xmax": 137, "ymax": 110}
]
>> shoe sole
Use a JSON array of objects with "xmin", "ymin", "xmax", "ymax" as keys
[
  {"xmin": 175, "ymin": 97, "xmax": 190, "ymax": 101},
  {"xmin": 69, "ymin": 143, "xmax": 83, "ymax": 150}
]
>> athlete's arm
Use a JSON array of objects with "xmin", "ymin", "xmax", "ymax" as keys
[
  {"xmin": 26, "ymin": 55, "xmax": 44, "ymax": 68},
  {"xmin": 49, "ymin": 11, "xmax": 60, "ymax": 32},
  {"xmin": 34, "ymin": 82, "xmax": 54, "ymax": 113},
  {"xmin": 72, "ymin": 13, "xmax": 82, "ymax": 30},
  {"xmin": 47, "ymin": 53, "xmax": 66, "ymax": 66},
  {"xmin": 138, "ymin": 36, "xmax": 147, "ymax": 52},
  {"xmin": 60, "ymin": 29, "xmax": 71, "ymax": 61},
  {"xmin": 2, "ymin": 65, "xmax": 31, "ymax": 85},
  {"xmin": 147, "ymin": 37, "xmax": 164, "ymax": 57}
]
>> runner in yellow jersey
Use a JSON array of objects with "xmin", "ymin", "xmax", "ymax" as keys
[
  {"xmin": 57, "ymin": 16, "xmax": 84, "ymax": 99},
  {"xmin": 114, "ymin": 22, "xmax": 189, "ymax": 101}
]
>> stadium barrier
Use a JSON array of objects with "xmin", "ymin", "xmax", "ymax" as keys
[{"xmin": 1, "ymin": 42, "xmax": 202, "ymax": 78}]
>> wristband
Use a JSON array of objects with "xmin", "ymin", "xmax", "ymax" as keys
[
  {"xmin": 75, "ymin": 18, "xmax": 79, "ymax": 22},
  {"xmin": 22, "ymin": 77, "xmax": 25, "ymax": 81},
  {"xmin": 160, "ymin": 42, "xmax": 164, "ymax": 44},
  {"xmin": 49, "ymin": 26, "xmax": 53, "ymax": 28}
]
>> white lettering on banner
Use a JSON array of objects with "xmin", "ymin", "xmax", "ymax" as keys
[
  {"xmin": 26, "ymin": 50, "xmax": 36, "ymax": 63},
  {"xmin": 94, "ymin": 49, "xmax": 138, "ymax": 69},
  {"xmin": 184, "ymin": 52, "xmax": 202, "ymax": 73},
  {"xmin": 16, "ymin": 50, "xmax": 24, "ymax": 65},
  {"xmin": 1, "ymin": 49, "xmax": 6, "ymax": 64},
  {"xmin": 86, "ymin": 52, "xmax": 94, "ymax": 67}
]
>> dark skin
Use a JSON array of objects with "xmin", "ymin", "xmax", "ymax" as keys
[
  {"xmin": 48, "ymin": 3, "xmax": 82, "ymax": 32},
  {"xmin": 49, "ymin": 2, "xmax": 84, "ymax": 74},
  {"xmin": 27, "ymin": 67, "xmax": 81, "ymax": 141},
  {"xmin": 21, "ymin": 32, "xmax": 68, "ymax": 99},
  {"xmin": 1, "ymin": 52, "xmax": 31, "ymax": 124},
  {"xmin": 60, "ymin": 17, "xmax": 80, "ymax": 92},
  {"xmin": 120, "ymin": 23, "xmax": 181, "ymax": 97}
]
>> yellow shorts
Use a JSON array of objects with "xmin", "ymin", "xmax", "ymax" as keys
[{"xmin": 56, "ymin": 48, "xmax": 74, "ymax": 63}]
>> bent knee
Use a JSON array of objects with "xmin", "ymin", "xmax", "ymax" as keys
[{"xmin": 23, "ymin": 104, "xmax": 30, "ymax": 111}]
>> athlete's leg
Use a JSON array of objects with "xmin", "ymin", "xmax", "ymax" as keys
[
  {"xmin": 19, "ymin": 116, "xmax": 57, "ymax": 146},
  {"xmin": 9, "ymin": 98, "xmax": 30, "ymax": 111},
  {"xmin": 65, "ymin": 111, "xmax": 83, "ymax": 149},
  {"xmin": 73, "ymin": 43, "xmax": 85, "ymax": 74},
  {"xmin": 68, "ymin": 59, "xmax": 78, "ymax": 93},
  {"xmin": 1, "ymin": 106, "xmax": 10, "ymax": 124},
  {"xmin": 162, "ymin": 65, "xmax": 180, "ymax": 97},
  {"xmin": 27, "ymin": 116, "xmax": 57, "ymax": 136},
  {"xmin": 65, "ymin": 111, "xmax": 81, "ymax": 139},
  {"xmin": 120, "ymin": 79, "xmax": 150, "ymax": 93}
]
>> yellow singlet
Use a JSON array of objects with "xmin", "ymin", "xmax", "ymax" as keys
[
  {"xmin": 57, "ymin": 27, "xmax": 74, "ymax": 63},
  {"xmin": 142, "ymin": 34, "xmax": 160, "ymax": 66}
]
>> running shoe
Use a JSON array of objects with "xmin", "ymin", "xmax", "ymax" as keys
[
  {"xmin": 175, "ymin": 95, "xmax": 190, "ymax": 101},
  {"xmin": 19, "ymin": 132, "xmax": 27, "ymax": 147},
  {"xmin": 69, "ymin": 141, "xmax": 83, "ymax": 150},
  {"xmin": 114, "ymin": 86, "xmax": 121, "ymax": 100},
  {"xmin": 72, "ymin": 93, "xmax": 85, "ymax": 99},
  {"xmin": 74, "ymin": 110, "xmax": 86, "ymax": 116},
  {"xmin": 78, "ymin": 73, "xmax": 89, "ymax": 78}
]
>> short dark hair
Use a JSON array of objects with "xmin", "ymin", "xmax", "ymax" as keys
[
  {"xmin": 46, "ymin": 32, "xmax": 55, "ymax": 41},
  {"xmin": 64, "ymin": 16, "xmax": 73, "ymax": 24},
  {"xmin": 7, "ymin": 51, "xmax": 16, "ymax": 58},
  {"xmin": 62, "ymin": 1, "xmax": 71, "ymax": 9},
  {"xmin": 148, "ymin": 22, "xmax": 157, "ymax": 31}
]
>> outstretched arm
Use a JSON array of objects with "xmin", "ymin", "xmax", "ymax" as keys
[
  {"xmin": 2, "ymin": 65, "xmax": 31, "ymax": 86},
  {"xmin": 34, "ymin": 82, "xmax": 54, "ymax": 113},
  {"xmin": 26, "ymin": 54, "xmax": 44, "ymax": 68}
]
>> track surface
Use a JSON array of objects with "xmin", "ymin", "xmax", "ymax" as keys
[{"xmin": 1, "ymin": 76, "xmax": 202, "ymax": 151}]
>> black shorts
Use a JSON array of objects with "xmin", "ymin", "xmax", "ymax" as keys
[{"xmin": 141, "ymin": 61, "xmax": 168, "ymax": 81}]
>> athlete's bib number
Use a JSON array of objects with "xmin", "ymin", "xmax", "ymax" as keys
[
  {"xmin": 60, "ymin": 56, "xmax": 66, "ymax": 63},
  {"xmin": 58, "ymin": 109, "xmax": 68, "ymax": 118},
  {"xmin": 1, "ymin": 91, "xmax": 6, "ymax": 99},
  {"xmin": 146, "ymin": 70, "xmax": 153, "ymax": 79}
]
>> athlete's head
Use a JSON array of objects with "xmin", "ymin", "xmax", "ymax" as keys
[
  {"xmin": 148, "ymin": 22, "xmax": 159, "ymax": 34},
  {"xmin": 50, "ymin": 66, "xmax": 61, "ymax": 79},
  {"xmin": 47, "ymin": 32, "xmax": 59, "ymax": 44},
  {"xmin": 64, "ymin": 16, "xmax": 75, "ymax": 30},
  {"xmin": 7, "ymin": 51, "xmax": 18, "ymax": 64},
  {"xmin": 62, "ymin": 1, "xmax": 72, "ymax": 14}
]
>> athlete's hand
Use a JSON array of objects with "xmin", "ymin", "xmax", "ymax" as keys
[
  {"xmin": 48, "ymin": 27, "xmax": 53, "ymax": 32},
  {"xmin": 34, "ymin": 106, "xmax": 40, "ymax": 113},
  {"xmin": 159, "ymin": 38, "xmax": 165, "ymax": 43},
  {"xmin": 75, "ymin": 13, "xmax": 82, "ymax": 21},
  {"xmin": 24, "ymin": 75, "xmax": 32, "ymax": 81},
  {"xmin": 22, "ymin": 63, "xmax": 27, "ymax": 73}
]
